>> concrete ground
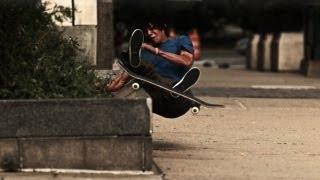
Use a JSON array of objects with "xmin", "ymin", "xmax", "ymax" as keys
[
  {"xmin": 196, "ymin": 67, "xmax": 320, "ymax": 89},
  {"xmin": 191, "ymin": 67, "xmax": 320, "ymax": 99},
  {"xmin": 153, "ymin": 97, "xmax": 320, "ymax": 180},
  {"xmin": 199, "ymin": 49, "xmax": 246, "ymax": 68},
  {"xmin": 153, "ymin": 64, "xmax": 320, "ymax": 179}
]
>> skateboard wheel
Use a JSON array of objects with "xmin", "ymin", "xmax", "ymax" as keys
[
  {"xmin": 191, "ymin": 107, "xmax": 200, "ymax": 114},
  {"xmin": 132, "ymin": 83, "xmax": 140, "ymax": 90}
]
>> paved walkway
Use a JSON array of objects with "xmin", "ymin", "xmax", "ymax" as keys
[
  {"xmin": 153, "ymin": 68, "xmax": 320, "ymax": 179},
  {"xmin": 193, "ymin": 67, "xmax": 320, "ymax": 98},
  {"xmin": 153, "ymin": 97, "xmax": 320, "ymax": 180},
  {"xmin": 195, "ymin": 67, "xmax": 320, "ymax": 88}
]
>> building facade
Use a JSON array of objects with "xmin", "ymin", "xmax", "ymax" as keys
[{"xmin": 45, "ymin": 0, "xmax": 114, "ymax": 69}]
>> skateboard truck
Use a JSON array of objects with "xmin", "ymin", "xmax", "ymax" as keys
[{"xmin": 132, "ymin": 82, "xmax": 140, "ymax": 90}]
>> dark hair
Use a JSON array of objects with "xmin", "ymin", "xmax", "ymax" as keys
[{"xmin": 143, "ymin": 16, "xmax": 170, "ymax": 36}]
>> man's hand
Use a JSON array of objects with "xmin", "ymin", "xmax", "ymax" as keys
[{"xmin": 106, "ymin": 72, "xmax": 130, "ymax": 92}]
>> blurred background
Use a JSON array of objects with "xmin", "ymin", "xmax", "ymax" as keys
[
  {"xmin": 15, "ymin": 0, "xmax": 320, "ymax": 76},
  {"xmin": 113, "ymin": 0, "xmax": 305, "ymax": 68}
]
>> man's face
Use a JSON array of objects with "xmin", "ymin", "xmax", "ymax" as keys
[{"xmin": 146, "ymin": 27, "xmax": 165, "ymax": 44}]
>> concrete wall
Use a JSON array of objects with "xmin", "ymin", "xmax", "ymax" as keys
[
  {"xmin": 0, "ymin": 136, "xmax": 152, "ymax": 171},
  {"xmin": 73, "ymin": 0, "xmax": 98, "ymax": 25},
  {"xmin": 63, "ymin": 26, "xmax": 97, "ymax": 65},
  {"xmin": 45, "ymin": 0, "xmax": 114, "ymax": 69},
  {"xmin": 263, "ymin": 34, "xmax": 273, "ymax": 71},
  {"xmin": 277, "ymin": 33, "xmax": 304, "ymax": 71},
  {"xmin": 44, "ymin": 0, "xmax": 97, "ymax": 26},
  {"xmin": 257, "ymin": 34, "xmax": 266, "ymax": 71},
  {"xmin": 248, "ymin": 32, "xmax": 303, "ymax": 72},
  {"xmin": 0, "ymin": 91, "xmax": 153, "ymax": 171},
  {"xmin": 0, "ymin": 99, "xmax": 151, "ymax": 137},
  {"xmin": 249, "ymin": 34, "xmax": 260, "ymax": 70},
  {"xmin": 97, "ymin": 0, "xmax": 114, "ymax": 69}
]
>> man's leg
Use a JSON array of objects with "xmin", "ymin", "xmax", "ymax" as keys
[
  {"xmin": 120, "ymin": 52, "xmax": 174, "ymax": 86},
  {"xmin": 119, "ymin": 53, "xmax": 194, "ymax": 118},
  {"xmin": 173, "ymin": 67, "xmax": 200, "ymax": 93}
]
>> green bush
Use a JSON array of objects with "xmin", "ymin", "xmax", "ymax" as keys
[{"xmin": 0, "ymin": 0, "xmax": 105, "ymax": 99}]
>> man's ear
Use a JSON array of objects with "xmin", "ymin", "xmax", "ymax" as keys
[{"xmin": 161, "ymin": 30, "xmax": 167, "ymax": 37}]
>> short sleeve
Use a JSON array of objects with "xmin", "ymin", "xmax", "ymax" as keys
[
  {"xmin": 178, "ymin": 35, "xmax": 194, "ymax": 54},
  {"xmin": 141, "ymin": 49, "xmax": 156, "ymax": 64}
]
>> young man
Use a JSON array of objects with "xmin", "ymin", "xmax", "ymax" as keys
[{"xmin": 107, "ymin": 21, "xmax": 200, "ymax": 118}]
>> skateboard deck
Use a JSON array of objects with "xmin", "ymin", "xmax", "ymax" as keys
[{"xmin": 118, "ymin": 61, "xmax": 224, "ymax": 108}]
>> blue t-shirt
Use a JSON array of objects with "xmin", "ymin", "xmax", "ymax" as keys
[{"xmin": 141, "ymin": 35, "xmax": 194, "ymax": 81}]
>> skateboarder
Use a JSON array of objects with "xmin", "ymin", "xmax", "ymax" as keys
[{"xmin": 107, "ymin": 20, "xmax": 200, "ymax": 117}]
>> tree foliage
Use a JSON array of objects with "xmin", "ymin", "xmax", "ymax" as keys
[{"xmin": 0, "ymin": 0, "xmax": 104, "ymax": 99}]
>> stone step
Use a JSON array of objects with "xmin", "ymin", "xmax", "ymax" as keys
[
  {"xmin": 0, "ymin": 136, "xmax": 152, "ymax": 171},
  {"xmin": 0, "ymin": 171, "xmax": 163, "ymax": 180},
  {"xmin": 0, "ymin": 162, "xmax": 163, "ymax": 180}
]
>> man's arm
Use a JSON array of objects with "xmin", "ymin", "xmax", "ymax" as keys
[
  {"xmin": 106, "ymin": 72, "xmax": 130, "ymax": 92},
  {"xmin": 142, "ymin": 43, "xmax": 193, "ymax": 67}
]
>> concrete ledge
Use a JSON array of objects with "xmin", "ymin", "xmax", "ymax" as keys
[
  {"xmin": 257, "ymin": 34, "xmax": 273, "ymax": 71},
  {"xmin": 62, "ymin": 26, "xmax": 97, "ymax": 66},
  {"xmin": 0, "ymin": 86, "xmax": 154, "ymax": 171},
  {"xmin": 263, "ymin": 34, "xmax": 273, "ymax": 71},
  {"xmin": 0, "ymin": 136, "xmax": 152, "ymax": 171},
  {"xmin": 271, "ymin": 33, "xmax": 303, "ymax": 71},
  {"xmin": 247, "ymin": 34, "xmax": 260, "ymax": 69},
  {"xmin": 0, "ymin": 98, "xmax": 151, "ymax": 138}
]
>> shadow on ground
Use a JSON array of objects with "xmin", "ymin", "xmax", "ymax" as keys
[{"xmin": 153, "ymin": 141, "xmax": 195, "ymax": 151}]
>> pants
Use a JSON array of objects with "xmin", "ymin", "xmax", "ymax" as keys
[{"xmin": 130, "ymin": 60, "xmax": 197, "ymax": 118}]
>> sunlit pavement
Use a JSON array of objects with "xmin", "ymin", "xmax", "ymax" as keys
[
  {"xmin": 191, "ymin": 67, "xmax": 320, "ymax": 99},
  {"xmin": 195, "ymin": 67, "xmax": 320, "ymax": 89},
  {"xmin": 153, "ymin": 97, "xmax": 320, "ymax": 180},
  {"xmin": 153, "ymin": 66, "xmax": 320, "ymax": 179}
]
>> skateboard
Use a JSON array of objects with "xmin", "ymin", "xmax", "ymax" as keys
[{"xmin": 118, "ymin": 61, "xmax": 224, "ymax": 115}]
